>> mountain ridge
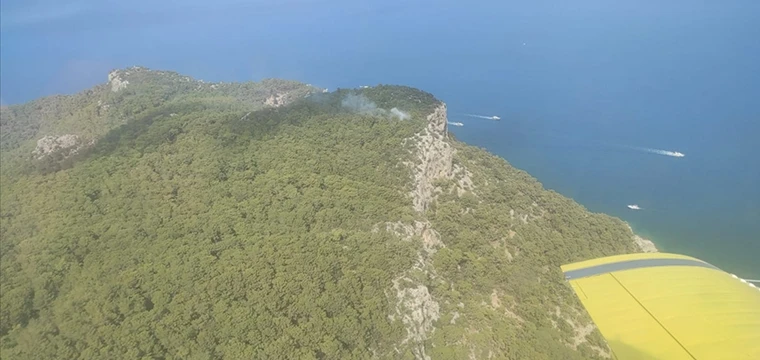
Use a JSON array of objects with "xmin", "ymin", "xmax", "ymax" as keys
[{"xmin": 1, "ymin": 66, "xmax": 321, "ymax": 153}]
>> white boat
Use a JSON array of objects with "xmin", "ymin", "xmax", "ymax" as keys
[
  {"xmin": 672, "ymin": 152, "xmax": 685, "ymax": 157},
  {"xmin": 491, "ymin": 116, "xmax": 501, "ymax": 120},
  {"xmin": 627, "ymin": 204, "xmax": 642, "ymax": 210}
]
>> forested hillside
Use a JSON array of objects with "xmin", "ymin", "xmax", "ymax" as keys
[{"xmin": 1, "ymin": 68, "xmax": 642, "ymax": 359}]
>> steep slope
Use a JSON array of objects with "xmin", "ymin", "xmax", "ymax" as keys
[{"xmin": 1, "ymin": 69, "xmax": 647, "ymax": 359}]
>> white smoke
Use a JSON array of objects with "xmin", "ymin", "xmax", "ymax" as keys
[
  {"xmin": 341, "ymin": 93, "xmax": 384, "ymax": 116},
  {"xmin": 341, "ymin": 93, "xmax": 410, "ymax": 120},
  {"xmin": 390, "ymin": 107, "xmax": 410, "ymax": 120}
]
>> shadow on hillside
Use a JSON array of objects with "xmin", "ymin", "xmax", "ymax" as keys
[
  {"xmin": 31, "ymin": 95, "xmax": 347, "ymax": 175},
  {"xmin": 30, "ymin": 86, "xmax": 434, "ymax": 175}
]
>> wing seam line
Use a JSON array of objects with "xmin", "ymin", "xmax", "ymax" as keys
[{"xmin": 610, "ymin": 273, "xmax": 697, "ymax": 360}]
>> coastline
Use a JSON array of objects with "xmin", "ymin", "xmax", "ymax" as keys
[{"xmin": 627, "ymin": 223, "xmax": 658, "ymax": 253}]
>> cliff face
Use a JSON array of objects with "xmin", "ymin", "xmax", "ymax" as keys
[
  {"xmin": 410, "ymin": 103, "xmax": 452, "ymax": 213},
  {"xmin": 387, "ymin": 102, "xmax": 478, "ymax": 359},
  {"xmin": 408, "ymin": 103, "xmax": 474, "ymax": 213}
]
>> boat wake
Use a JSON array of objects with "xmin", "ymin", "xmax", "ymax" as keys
[
  {"xmin": 629, "ymin": 146, "xmax": 685, "ymax": 158},
  {"xmin": 462, "ymin": 113, "xmax": 500, "ymax": 120}
]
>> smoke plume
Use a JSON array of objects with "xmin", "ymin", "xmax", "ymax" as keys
[{"xmin": 341, "ymin": 93, "xmax": 410, "ymax": 120}]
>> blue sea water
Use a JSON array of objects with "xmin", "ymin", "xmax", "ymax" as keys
[{"xmin": 2, "ymin": 0, "xmax": 758, "ymax": 277}]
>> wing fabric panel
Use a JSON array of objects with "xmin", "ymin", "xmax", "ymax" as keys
[
  {"xmin": 562, "ymin": 253, "xmax": 760, "ymax": 360},
  {"xmin": 569, "ymin": 272, "xmax": 694, "ymax": 359}
]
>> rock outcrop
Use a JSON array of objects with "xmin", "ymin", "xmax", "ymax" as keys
[
  {"xmin": 265, "ymin": 93, "xmax": 290, "ymax": 107},
  {"xmin": 627, "ymin": 224, "xmax": 658, "ymax": 253},
  {"xmin": 391, "ymin": 280, "xmax": 440, "ymax": 360},
  {"xmin": 32, "ymin": 134, "xmax": 84, "ymax": 159},
  {"xmin": 108, "ymin": 70, "xmax": 129, "ymax": 92},
  {"xmin": 633, "ymin": 234, "xmax": 658, "ymax": 253}
]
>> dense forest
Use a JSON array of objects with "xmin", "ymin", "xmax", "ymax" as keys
[{"xmin": 1, "ymin": 68, "xmax": 641, "ymax": 359}]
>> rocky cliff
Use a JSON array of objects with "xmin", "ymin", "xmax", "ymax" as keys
[
  {"xmin": 384, "ymin": 102, "xmax": 479, "ymax": 359},
  {"xmin": 408, "ymin": 103, "xmax": 474, "ymax": 213}
]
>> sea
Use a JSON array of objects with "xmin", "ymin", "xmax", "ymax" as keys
[{"xmin": 2, "ymin": 0, "xmax": 758, "ymax": 277}]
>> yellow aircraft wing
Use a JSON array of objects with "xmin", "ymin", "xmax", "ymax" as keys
[{"xmin": 561, "ymin": 253, "xmax": 760, "ymax": 359}]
